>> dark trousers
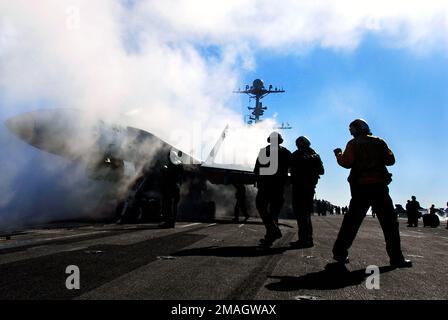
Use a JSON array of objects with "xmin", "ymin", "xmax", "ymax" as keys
[
  {"xmin": 256, "ymin": 186, "xmax": 284, "ymax": 238},
  {"xmin": 407, "ymin": 211, "xmax": 418, "ymax": 227},
  {"xmin": 292, "ymin": 184, "xmax": 315, "ymax": 243},
  {"xmin": 234, "ymin": 199, "xmax": 248, "ymax": 220},
  {"xmin": 332, "ymin": 183, "xmax": 404, "ymax": 262}
]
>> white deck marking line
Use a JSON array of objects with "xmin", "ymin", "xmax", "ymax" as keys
[
  {"xmin": 39, "ymin": 231, "xmax": 109, "ymax": 242},
  {"xmin": 180, "ymin": 223, "xmax": 202, "ymax": 228},
  {"xmin": 406, "ymin": 230, "xmax": 424, "ymax": 234},
  {"xmin": 400, "ymin": 234, "xmax": 424, "ymax": 238},
  {"xmin": 239, "ymin": 224, "xmax": 245, "ymax": 228},
  {"xmin": 207, "ymin": 223, "xmax": 217, "ymax": 227}
]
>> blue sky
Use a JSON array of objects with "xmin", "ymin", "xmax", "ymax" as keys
[{"xmin": 237, "ymin": 36, "xmax": 447, "ymax": 207}]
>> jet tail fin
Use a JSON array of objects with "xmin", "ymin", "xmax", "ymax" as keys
[{"xmin": 205, "ymin": 125, "xmax": 229, "ymax": 165}]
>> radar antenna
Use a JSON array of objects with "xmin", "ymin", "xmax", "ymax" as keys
[{"xmin": 234, "ymin": 79, "xmax": 285, "ymax": 125}]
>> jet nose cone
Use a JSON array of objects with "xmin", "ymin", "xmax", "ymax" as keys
[{"xmin": 4, "ymin": 113, "xmax": 36, "ymax": 142}]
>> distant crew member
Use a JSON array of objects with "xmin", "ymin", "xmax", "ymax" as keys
[
  {"xmin": 429, "ymin": 204, "xmax": 437, "ymax": 215},
  {"xmin": 233, "ymin": 184, "xmax": 249, "ymax": 222},
  {"xmin": 159, "ymin": 151, "xmax": 184, "ymax": 228},
  {"xmin": 445, "ymin": 202, "xmax": 448, "ymax": 229},
  {"xmin": 289, "ymin": 136, "xmax": 324, "ymax": 248},
  {"xmin": 329, "ymin": 119, "xmax": 412, "ymax": 269},
  {"xmin": 405, "ymin": 200, "xmax": 411, "ymax": 226},
  {"xmin": 423, "ymin": 204, "xmax": 440, "ymax": 228},
  {"xmin": 407, "ymin": 196, "xmax": 421, "ymax": 227},
  {"xmin": 446, "ymin": 202, "xmax": 448, "ymax": 229},
  {"xmin": 254, "ymin": 132, "xmax": 291, "ymax": 247}
]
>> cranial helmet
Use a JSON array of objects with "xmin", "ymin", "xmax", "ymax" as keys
[
  {"xmin": 349, "ymin": 119, "xmax": 372, "ymax": 136},
  {"xmin": 267, "ymin": 132, "xmax": 284, "ymax": 144},
  {"xmin": 296, "ymin": 136, "xmax": 311, "ymax": 148}
]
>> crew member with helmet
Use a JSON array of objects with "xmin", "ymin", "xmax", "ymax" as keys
[
  {"xmin": 254, "ymin": 132, "xmax": 291, "ymax": 247},
  {"xmin": 329, "ymin": 119, "xmax": 412, "ymax": 269},
  {"xmin": 290, "ymin": 136, "xmax": 324, "ymax": 248}
]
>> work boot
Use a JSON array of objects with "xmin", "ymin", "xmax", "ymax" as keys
[
  {"xmin": 332, "ymin": 255, "xmax": 350, "ymax": 264},
  {"xmin": 258, "ymin": 238, "xmax": 274, "ymax": 247},
  {"xmin": 324, "ymin": 261, "xmax": 350, "ymax": 274},
  {"xmin": 289, "ymin": 240, "xmax": 314, "ymax": 249},
  {"xmin": 158, "ymin": 222, "xmax": 175, "ymax": 229},
  {"xmin": 259, "ymin": 230, "xmax": 282, "ymax": 247},
  {"xmin": 390, "ymin": 258, "xmax": 413, "ymax": 268}
]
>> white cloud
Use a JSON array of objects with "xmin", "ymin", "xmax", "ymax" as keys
[{"xmin": 134, "ymin": 0, "xmax": 448, "ymax": 51}]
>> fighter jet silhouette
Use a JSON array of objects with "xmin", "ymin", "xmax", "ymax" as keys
[{"xmin": 5, "ymin": 109, "xmax": 256, "ymax": 221}]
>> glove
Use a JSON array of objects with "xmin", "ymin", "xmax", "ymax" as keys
[{"xmin": 333, "ymin": 148, "xmax": 342, "ymax": 156}]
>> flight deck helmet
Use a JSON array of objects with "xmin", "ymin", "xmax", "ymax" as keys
[
  {"xmin": 295, "ymin": 136, "xmax": 311, "ymax": 148},
  {"xmin": 267, "ymin": 132, "xmax": 284, "ymax": 144},
  {"xmin": 349, "ymin": 119, "xmax": 372, "ymax": 137}
]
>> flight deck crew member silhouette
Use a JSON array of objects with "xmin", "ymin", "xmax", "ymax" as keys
[
  {"xmin": 405, "ymin": 200, "xmax": 412, "ymax": 226},
  {"xmin": 159, "ymin": 151, "xmax": 184, "ymax": 228},
  {"xmin": 424, "ymin": 204, "xmax": 440, "ymax": 228},
  {"xmin": 330, "ymin": 119, "xmax": 412, "ymax": 269},
  {"xmin": 446, "ymin": 202, "xmax": 448, "ymax": 229},
  {"xmin": 290, "ymin": 136, "xmax": 324, "ymax": 248},
  {"xmin": 254, "ymin": 132, "xmax": 291, "ymax": 247},
  {"xmin": 233, "ymin": 184, "xmax": 249, "ymax": 222},
  {"xmin": 407, "ymin": 196, "xmax": 421, "ymax": 227}
]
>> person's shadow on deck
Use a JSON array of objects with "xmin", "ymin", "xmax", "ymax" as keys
[{"xmin": 266, "ymin": 266, "xmax": 395, "ymax": 291}]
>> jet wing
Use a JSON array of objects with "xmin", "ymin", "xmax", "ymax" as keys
[
  {"xmin": 199, "ymin": 165, "xmax": 255, "ymax": 185},
  {"xmin": 5, "ymin": 109, "xmax": 255, "ymax": 185},
  {"xmin": 5, "ymin": 109, "xmax": 199, "ymax": 165}
]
